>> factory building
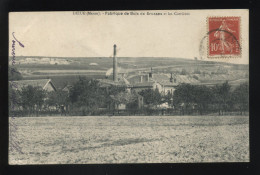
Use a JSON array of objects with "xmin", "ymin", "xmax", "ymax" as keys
[{"xmin": 97, "ymin": 44, "xmax": 200, "ymax": 110}]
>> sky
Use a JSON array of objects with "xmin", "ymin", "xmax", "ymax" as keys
[{"xmin": 9, "ymin": 10, "xmax": 249, "ymax": 64}]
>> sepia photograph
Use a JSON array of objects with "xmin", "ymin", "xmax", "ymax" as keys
[{"xmin": 8, "ymin": 10, "xmax": 249, "ymax": 164}]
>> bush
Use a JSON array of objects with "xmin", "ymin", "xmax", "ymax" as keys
[
  {"xmin": 180, "ymin": 69, "xmax": 188, "ymax": 75},
  {"xmin": 192, "ymin": 75, "xmax": 199, "ymax": 80},
  {"xmin": 9, "ymin": 67, "xmax": 23, "ymax": 81}
]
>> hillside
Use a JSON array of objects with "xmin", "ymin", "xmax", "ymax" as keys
[{"xmin": 11, "ymin": 56, "xmax": 249, "ymax": 89}]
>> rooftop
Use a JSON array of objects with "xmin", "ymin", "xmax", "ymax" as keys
[
  {"xmin": 97, "ymin": 78, "xmax": 132, "ymax": 87},
  {"xmin": 10, "ymin": 79, "xmax": 57, "ymax": 91},
  {"xmin": 127, "ymin": 73, "xmax": 199, "ymax": 87}
]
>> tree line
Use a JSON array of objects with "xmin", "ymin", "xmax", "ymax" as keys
[
  {"xmin": 9, "ymin": 77, "xmax": 249, "ymax": 116},
  {"xmin": 9, "ymin": 77, "xmax": 126, "ymax": 116},
  {"xmin": 171, "ymin": 81, "xmax": 249, "ymax": 115}
]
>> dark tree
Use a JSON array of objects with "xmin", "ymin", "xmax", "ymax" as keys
[
  {"xmin": 69, "ymin": 77, "xmax": 107, "ymax": 114},
  {"xmin": 19, "ymin": 85, "xmax": 46, "ymax": 116},
  {"xmin": 9, "ymin": 67, "xmax": 23, "ymax": 81},
  {"xmin": 173, "ymin": 84, "xmax": 215, "ymax": 115},
  {"xmin": 46, "ymin": 90, "xmax": 70, "ymax": 114},
  {"xmin": 180, "ymin": 68, "xmax": 188, "ymax": 75},
  {"xmin": 173, "ymin": 84, "xmax": 196, "ymax": 115},
  {"xmin": 8, "ymin": 84, "xmax": 21, "ymax": 112},
  {"xmin": 164, "ymin": 91, "xmax": 173, "ymax": 106},
  {"xmin": 193, "ymin": 85, "xmax": 213, "ymax": 115},
  {"xmin": 212, "ymin": 81, "xmax": 231, "ymax": 115},
  {"xmin": 139, "ymin": 88, "xmax": 162, "ymax": 107},
  {"xmin": 193, "ymin": 68, "xmax": 201, "ymax": 74},
  {"xmin": 232, "ymin": 82, "xmax": 249, "ymax": 115}
]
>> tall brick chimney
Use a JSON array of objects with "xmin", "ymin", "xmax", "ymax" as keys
[
  {"xmin": 170, "ymin": 73, "xmax": 173, "ymax": 82},
  {"xmin": 113, "ymin": 44, "xmax": 118, "ymax": 82},
  {"xmin": 149, "ymin": 67, "xmax": 153, "ymax": 78}
]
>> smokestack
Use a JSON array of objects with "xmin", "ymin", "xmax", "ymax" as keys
[
  {"xmin": 149, "ymin": 67, "xmax": 153, "ymax": 78},
  {"xmin": 113, "ymin": 44, "xmax": 118, "ymax": 82},
  {"xmin": 170, "ymin": 73, "xmax": 173, "ymax": 83}
]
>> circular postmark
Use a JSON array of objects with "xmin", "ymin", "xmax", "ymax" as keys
[{"xmin": 199, "ymin": 29, "xmax": 241, "ymax": 60}]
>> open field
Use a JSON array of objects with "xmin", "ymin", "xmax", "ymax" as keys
[
  {"xmin": 13, "ymin": 57, "xmax": 249, "ymax": 72},
  {"xmin": 9, "ymin": 115, "xmax": 249, "ymax": 164}
]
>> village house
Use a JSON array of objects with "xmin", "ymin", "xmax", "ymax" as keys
[
  {"xmin": 128, "ymin": 71, "xmax": 200, "ymax": 95},
  {"xmin": 10, "ymin": 79, "xmax": 57, "ymax": 92},
  {"xmin": 9, "ymin": 79, "xmax": 57, "ymax": 111},
  {"xmin": 127, "ymin": 70, "xmax": 175, "ymax": 95}
]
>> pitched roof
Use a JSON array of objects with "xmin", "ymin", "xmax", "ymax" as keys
[
  {"xmin": 150, "ymin": 74, "xmax": 170, "ymax": 82},
  {"xmin": 159, "ymin": 80, "xmax": 178, "ymax": 86},
  {"xmin": 10, "ymin": 79, "xmax": 57, "ymax": 91},
  {"xmin": 122, "ymin": 77, "xmax": 130, "ymax": 85},
  {"xmin": 174, "ymin": 75, "xmax": 200, "ymax": 84},
  {"xmin": 97, "ymin": 78, "xmax": 132, "ymax": 87},
  {"xmin": 127, "ymin": 74, "xmax": 149, "ymax": 84},
  {"xmin": 128, "ymin": 74, "xmax": 173, "ymax": 87},
  {"xmin": 128, "ymin": 73, "xmax": 200, "ymax": 87},
  {"xmin": 132, "ymin": 81, "xmax": 155, "ymax": 87}
]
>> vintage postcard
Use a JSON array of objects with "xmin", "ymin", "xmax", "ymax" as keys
[{"xmin": 9, "ymin": 10, "xmax": 249, "ymax": 164}]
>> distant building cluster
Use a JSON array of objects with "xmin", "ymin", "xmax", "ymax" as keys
[{"xmin": 10, "ymin": 57, "xmax": 70, "ymax": 65}]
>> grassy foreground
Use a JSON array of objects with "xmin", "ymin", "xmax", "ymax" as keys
[{"xmin": 9, "ymin": 115, "xmax": 249, "ymax": 164}]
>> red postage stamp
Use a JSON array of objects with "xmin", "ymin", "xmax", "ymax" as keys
[{"xmin": 208, "ymin": 17, "xmax": 241, "ymax": 57}]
